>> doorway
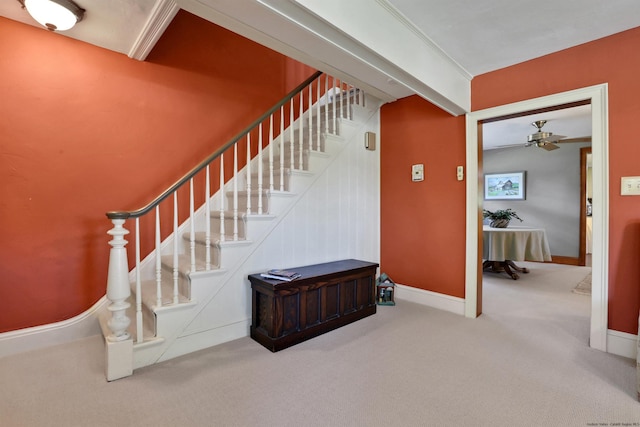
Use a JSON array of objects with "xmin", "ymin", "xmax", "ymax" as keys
[
  {"xmin": 580, "ymin": 147, "xmax": 593, "ymax": 267},
  {"xmin": 482, "ymin": 102, "xmax": 591, "ymax": 267},
  {"xmin": 464, "ymin": 84, "xmax": 609, "ymax": 352}
]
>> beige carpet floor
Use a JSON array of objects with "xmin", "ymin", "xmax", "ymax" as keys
[{"xmin": 0, "ymin": 262, "xmax": 637, "ymax": 426}]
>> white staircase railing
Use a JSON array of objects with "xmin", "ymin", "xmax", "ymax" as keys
[{"xmin": 103, "ymin": 71, "xmax": 364, "ymax": 347}]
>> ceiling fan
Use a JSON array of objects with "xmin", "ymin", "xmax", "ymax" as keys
[
  {"xmin": 493, "ymin": 120, "xmax": 591, "ymax": 151},
  {"xmin": 526, "ymin": 120, "xmax": 591, "ymax": 151}
]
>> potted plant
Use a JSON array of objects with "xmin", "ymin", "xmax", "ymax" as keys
[{"xmin": 483, "ymin": 208, "xmax": 522, "ymax": 228}]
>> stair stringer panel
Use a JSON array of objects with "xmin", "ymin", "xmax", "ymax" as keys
[
  {"xmin": 123, "ymin": 102, "xmax": 323, "ymax": 302},
  {"xmin": 154, "ymin": 100, "xmax": 382, "ymax": 363},
  {"xmin": 125, "ymin": 102, "xmax": 329, "ymax": 348}
]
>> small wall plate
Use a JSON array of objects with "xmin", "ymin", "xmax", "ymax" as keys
[{"xmin": 412, "ymin": 164, "xmax": 424, "ymax": 182}]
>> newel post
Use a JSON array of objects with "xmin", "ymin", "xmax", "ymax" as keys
[{"xmin": 106, "ymin": 218, "xmax": 131, "ymax": 342}]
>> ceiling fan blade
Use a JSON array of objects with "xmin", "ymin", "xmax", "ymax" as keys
[
  {"xmin": 539, "ymin": 142, "xmax": 560, "ymax": 151},
  {"xmin": 558, "ymin": 136, "xmax": 592, "ymax": 143},
  {"xmin": 490, "ymin": 143, "xmax": 526, "ymax": 150}
]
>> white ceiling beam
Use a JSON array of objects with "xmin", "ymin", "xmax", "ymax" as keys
[
  {"xmin": 178, "ymin": 0, "xmax": 471, "ymax": 115},
  {"xmin": 292, "ymin": 0, "xmax": 471, "ymax": 114}
]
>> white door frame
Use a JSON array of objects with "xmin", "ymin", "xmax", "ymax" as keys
[{"xmin": 464, "ymin": 84, "xmax": 609, "ymax": 352}]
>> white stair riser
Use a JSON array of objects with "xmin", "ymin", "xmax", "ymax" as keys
[
  {"xmin": 133, "ymin": 307, "xmax": 193, "ymax": 369},
  {"xmin": 229, "ymin": 192, "xmax": 271, "ymax": 214},
  {"xmin": 124, "ymin": 295, "xmax": 155, "ymax": 341},
  {"xmin": 291, "ymin": 116, "xmax": 340, "ymax": 133},
  {"xmin": 208, "ymin": 212, "xmax": 247, "ymax": 240},
  {"xmin": 159, "ymin": 257, "xmax": 196, "ymax": 302},
  {"xmin": 261, "ymin": 146, "xmax": 311, "ymax": 162},
  {"xmin": 249, "ymin": 171, "xmax": 292, "ymax": 192},
  {"xmin": 260, "ymin": 157, "xmax": 308, "ymax": 172},
  {"xmin": 178, "ymin": 237, "xmax": 222, "ymax": 270}
]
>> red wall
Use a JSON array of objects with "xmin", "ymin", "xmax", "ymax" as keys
[
  {"xmin": 380, "ymin": 96, "xmax": 467, "ymax": 297},
  {"xmin": 0, "ymin": 11, "xmax": 315, "ymax": 333},
  {"xmin": 473, "ymin": 27, "xmax": 640, "ymax": 334},
  {"xmin": 381, "ymin": 27, "xmax": 640, "ymax": 334},
  {"xmin": 5, "ymin": 10, "xmax": 639, "ymax": 337}
]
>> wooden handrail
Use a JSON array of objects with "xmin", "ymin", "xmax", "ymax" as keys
[{"xmin": 106, "ymin": 70, "xmax": 323, "ymax": 220}]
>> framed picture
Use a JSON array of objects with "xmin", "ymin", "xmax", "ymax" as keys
[{"xmin": 484, "ymin": 171, "xmax": 526, "ymax": 200}]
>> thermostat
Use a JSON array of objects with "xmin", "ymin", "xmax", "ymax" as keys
[
  {"xmin": 412, "ymin": 164, "xmax": 424, "ymax": 182},
  {"xmin": 364, "ymin": 132, "xmax": 376, "ymax": 150}
]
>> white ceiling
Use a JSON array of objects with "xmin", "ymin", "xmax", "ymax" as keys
[
  {"xmin": 1, "ymin": 0, "xmax": 159, "ymax": 56},
  {"xmin": 3, "ymin": 0, "xmax": 639, "ymax": 148},
  {"xmin": 382, "ymin": 0, "xmax": 640, "ymax": 150},
  {"xmin": 386, "ymin": 0, "xmax": 640, "ymax": 77}
]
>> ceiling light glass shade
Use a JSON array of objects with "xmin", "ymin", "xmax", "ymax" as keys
[{"xmin": 24, "ymin": 0, "xmax": 84, "ymax": 31}]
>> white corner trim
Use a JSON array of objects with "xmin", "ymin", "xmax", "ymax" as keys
[
  {"xmin": 0, "ymin": 297, "xmax": 106, "ymax": 358},
  {"xmin": 607, "ymin": 329, "xmax": 637, "ymax": 360},
  {"xmin": 395, "ymin": 284, "xmax": 465, "ymax": 316},
  {"xmin": 128, "ymin": 0, "xmax": 180, "ymax": 60}
]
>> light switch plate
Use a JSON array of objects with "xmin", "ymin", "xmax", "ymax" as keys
[
  {"xmin": 621, "ymin": 176, "xmax": 640, "ymax": 195},
  {"xmin": 412, "ymin": 164, "xmax": 424, "ymax": 182}
]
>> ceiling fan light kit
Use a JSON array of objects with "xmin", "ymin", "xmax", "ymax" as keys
[
  {"xmin": 20, "ymin": 0, "xmax": 85, "ymax": 31},
  {"xmin": 525, "ymin": 120, "xmax": 565, "ymax": 151},
  {"xmin": 536, "ymin": 141, "xmax": 560, "ymax": 151},
  {"xmin": 527, "ymin": 120, "xmax": 553, "ymax": 143}
]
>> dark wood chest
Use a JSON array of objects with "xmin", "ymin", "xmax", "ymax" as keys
[{"xmin": 249, "ymin": 259, "xmax": 379, "ymax": 352}]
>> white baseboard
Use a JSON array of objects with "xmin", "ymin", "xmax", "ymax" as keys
[
  {"xmin": 3, "ymin": 291, "xmax": 635, "ymax": 366},
  {"xmin": 395, "ymin": 285, "xmax": 637, "ymax": 360},
  {"xmin": 0, "ymin": 297, "xmax": 105, "ymax": 358},
  {"xmin": 607, "ymin": 329, "xmax": 637, "ymax": 360},
  {"xmin": 395, "ymin": 284, "xmax": 465, "ymax": 316}
]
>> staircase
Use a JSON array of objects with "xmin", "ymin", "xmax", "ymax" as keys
[{"xmin": 99, "ymin": 73, "xmax": 382, "ymax": 380}]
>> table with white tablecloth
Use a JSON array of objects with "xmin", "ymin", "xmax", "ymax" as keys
[{"xmin": 482, "ymin": 225, "xmax": 552, "ymax": 280}]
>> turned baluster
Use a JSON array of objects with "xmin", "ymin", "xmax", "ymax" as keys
[{"xmin": 106, "ymin": 218, "xmax": 131, "ymax": 342}]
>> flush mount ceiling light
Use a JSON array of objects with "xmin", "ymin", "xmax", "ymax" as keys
[{"xmin": 20, "ymin": 0, "xmax": 85, "ymax": 32}]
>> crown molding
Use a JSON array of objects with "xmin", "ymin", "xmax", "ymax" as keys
[{"xmin": 128, "ymin": 0, "xmax": 180, "ymax": 61}]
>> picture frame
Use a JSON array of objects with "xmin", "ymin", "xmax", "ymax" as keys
[{"xmin": 484, "ymin": 171, "xmax": 526, "ymax": 200}]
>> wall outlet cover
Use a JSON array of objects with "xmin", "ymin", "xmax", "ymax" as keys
[{"xmin": 621, "ymin": 176, "xmax": 640, "ymax": 195}]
